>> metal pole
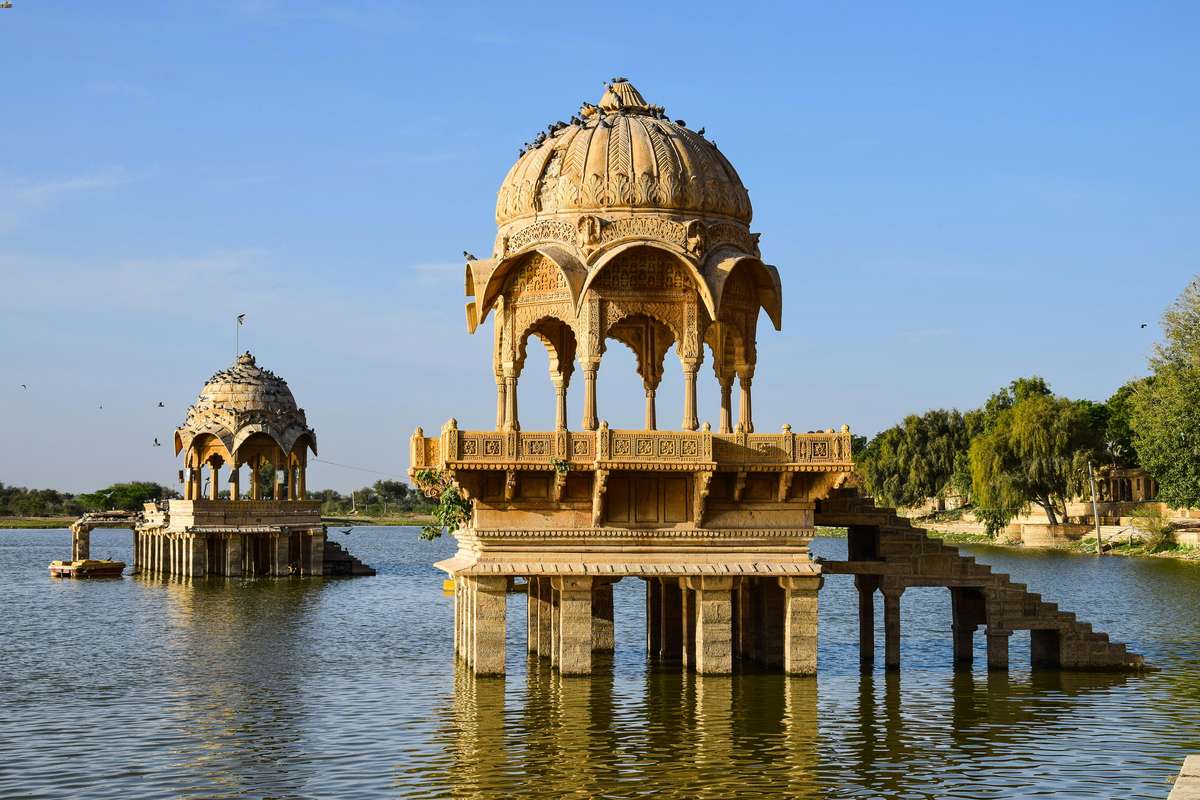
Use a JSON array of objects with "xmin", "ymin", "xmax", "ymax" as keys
[{"xmin": 1088, "ymin": 460, "xmax": 1103, "ymax": 555}]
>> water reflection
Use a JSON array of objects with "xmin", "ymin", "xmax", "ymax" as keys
[{"xmin": 3, "ymin": 529, "xmax": 1199, "ymax": 799}]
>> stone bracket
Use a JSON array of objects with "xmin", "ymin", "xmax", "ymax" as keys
[
  {"xmin": 592, "ymin": 468, "xmax": 609, "ymax": 527},
  {"xmin": 694, "ymin": 470, "xmax": 712, "ymax": 526}
]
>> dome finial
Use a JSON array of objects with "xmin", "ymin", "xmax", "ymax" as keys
[
  {"xmin": 237, "ymin": 351, "xmax": 256, "ymax": 366},
  {"xmin": 598, "ymin": 78, "xmax": 653, "ymax": 115}
]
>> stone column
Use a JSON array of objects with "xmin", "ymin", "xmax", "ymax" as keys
[
  {"xmin": 502, "ymin": 374, "xmax": 520, "ymax": 432},
  {"xmin": 681, "ymin": 579, "xmax": 697, "ymax": 670},
  {"xmin": 190, "ymin": 535, "xmax": 207, "ymax": 578},
  {"xmin": 209, "ymin": 463, "xmax": 221, "ymax": 500},
  {"xmin": 987, "ymin": 629, "xmax": 1011, "ymax": 671},
  {"xmin": 719, "ymin": 378, "xmax": 734, "ymax": 434},
  {"xmin": 855, "ymin": 575, "xmax": 876, "ymax": 668},
  {"xmin": 453, "ymin": 579, "xmax": 461, "ymax": 659},
  {"xmin": 527, "ymin": 577, "xmax": 540, "ymax": 655},
  {"xmin": 250, "ymin": 457, "xmax": 261, "ymax": 500},
  {"xmin": 229, "ymin": 465, "xmax": 240, "ymax": 502},
  {"xmin": 661, "ymin": 578, "xmax": 683, "ymax": 663},
  {"xmin": 554, "ymin": 380, "xmax": 568, "ymax": 431},
  {"xmin": 72, "ymin": 528, "xmax": 90, "ymax": 561},
  {"xmin": 681, "ymin": 361, "xmax": 699, "ymax": 431},
  {"xmin": 592, "ymin": 580, "xmax": 615, "ymax": 653},
  {"xmin": 737, "ymin": 579, "xmax": 753, "ymax": 662},
  {"xmin": 688, "ymin": 576, "xmax": 735, "ymax": 675},
  {"xmin": 297, "ymin": 465, "xmax": 306, "ymax": 501},
  {"xmin": 537, "ymin": 577, "xmax": 552, "ymax": 658},
  {"xmin": 463, "ymin": 579, "xmax": 475, "ymax": 668},
  {"xmin": 273, "ymin": 533, "xmax": 290, "ymax": 576},
  {"xmin": 581, "ymin": 365, "xmax": 599, "ymax": 431},
  {"xmin": 646, "ymin": 578, "xmax": 663, "ymax": 658},
  {"xmin": 472, "ymin": 576, "xmax": 509, "ymax": 675},
  {"xmin": 225, "ymin": 536, "xmax": 242, "ymax": 578},
  {"xmin": 309, "ymin": 531, "xmax": 324, "ymax": 577},
  {"xmin": 644, "ymin": 387, "xmax": 657, "ymax": 431},
  {"xmin": 495, "ymin": 375, "xmax": 507, "ymax": 431},
  {"xmin": 883, "ymin": 586, "xmax": 903, "ymax": 671},
  {"xmin": 762, "ymin": 580, "xmax": 785, "ymax": 669},
  {"xmin": 737, "ymin": 367, "xmax": 754, "ymax": 434},
  {"xmin": 780, "ymin": 575, "xmax": 820, "ymax": 676},
  {"xmin": 554, "ymin": 576, "xmax": 594, "ymax": 675},
  {"xmin": 549, "ymin": 584, "xmax": 560, "ymax": 668}
]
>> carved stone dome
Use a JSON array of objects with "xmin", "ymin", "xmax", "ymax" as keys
[
  {"xmin": 495, "ymin": 78, "xmax": 752, "ymax": 229},
  {"xmin": 174, "ymin": 352, "xmax": 316, "ymax": 459}
]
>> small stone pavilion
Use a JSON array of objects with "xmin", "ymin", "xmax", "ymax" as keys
[
  {"xmin": 411, "ymin": 79, "xmax": 854, "ymax": 676},
  {"xmin": 134, "ymin": 352, "xmax": 331, "ymax": 577},
  {"xmin": 413, "ymin": 78, "xmax": 1143, "ymax": 678}
]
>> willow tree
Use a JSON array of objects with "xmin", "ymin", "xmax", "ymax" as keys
[
  {"xmin": 969, "ymin": 393, "xmax": 1101, "ymax": 530},
  {"xmin": 1130, "ymin": 276, "xmax": 1200, "ymax": 507},
  {"xmin": 856, "ymin": 409, "xmax": 971, "ymax": 508}
]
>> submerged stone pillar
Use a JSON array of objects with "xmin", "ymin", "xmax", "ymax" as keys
[
  {"xmin": 273, "ymin": 534, "xmax": 290, "ymax": 576},
  {"xmin": 646, "ymin": 578, "xmax": 663, "ymax": 658},
  {"xmin": 660, "ymin": 578, "xmax": 683, "ymax": 663},
  {"xmin": 592, "ymin": 580, "xmax": 615, "ymax": 652},
  {"xmin": 736, "ymin": 578, "xmax": 753, "ymax": 661},
  {"xmin": 883, "ymin": 586, "xmax": 903, "ymax": 671},
  {"xmin": 680, "ymin": 579, "xmax": 697, "ymax": 670},
  {"xmin": 688, "ymin": 576, "xmax": 734, "ymax": 675},
  {"xmin": 780, "ymin": 575, "xmax": 820, "ymax": 676},
  {"xmin": 762, "ymin": 580, "xmax": 785, "ymax": 669},
  {"xmin": 527, "ymin": 576, "xmax": 540, "ymax": 655},
  {"xmin": 226, "ymin": 536, "xmax": 243, "ymax": 578},
  {"xmin": 72, "ymin": 528, "xmax": 90, "ymax": 561},
  {"xmin": 536, "ymin": 577, "xmax": 552, "ymax": 658},
  {"xmin": 554, "ymin": 576, "xmax": 594, "ymax": 675},
  {"xmin": 189, "ymin": 535, "xmax": 207, "ymax": 578},
  {"xmin": 987, "ymin": 629, "xmax": 1011, "ymax": 671},
  {"xmin": 855, "ymin": 575, "xmax": 876, "ymax": 668},
  {"xmin": 472, "ymin": 576, "xmax": 508, "ymax": 676},
  {"xmin": 549, "ymin": 583, "xmax": 560, "ymax": 669},
  {"xmin": 309, "ymin": 531, "xmax": 324, "ymax": 576}
]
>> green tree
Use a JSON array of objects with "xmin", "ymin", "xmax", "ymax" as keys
[
  {"xmin": 1102, "ymin": 379, "xmax": 1146, "ymax": 468},
  {"xmin": 77, "ymin": 481, "xmax": 179, "ymax": 512},
  {"xmin": 1130, "ymin": 276, "xmax": 1200, "ymax": 508},
  {"xmin": 969, "ymin": 393, "xmax": 1102, "ymax": 529},
  {"xmin": 856, "ymin": 409, "xmax": 971, "ymax": 508}
]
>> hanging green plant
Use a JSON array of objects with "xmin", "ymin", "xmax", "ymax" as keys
[
  {"xmin": 413, "ymin": 468, "xmax": 472, "ymax": 541},
  {"xmin": 551, "ymin": 458, "xmax": 570, "ymax": 474}
]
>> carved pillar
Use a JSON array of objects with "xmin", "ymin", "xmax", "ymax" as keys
[
  {"xmin": 883, "ymin": 586, "xmax": 903, "ymax": 671},
  {"xmin": 209, "ymin": 461, "xmax": 221, "ymax": 500},
  {"xmin": 273, "ymin": 451, "xmax": 285, "ymax": 500},
  {"xmin": 592, "ymin": 580, "xmax": 615, "ymax": 652},
  {"xmin": 681, "ymin": 359, "xmax": 700, "ymax": 432},
  {"xmin": 503, "ymin": 374, "xmax": 519, "ymax": 432},
  {"xmin": 554, "ymin": 576, "xmax": 594, "ymax": 675},
  {"xmin": 581, "ymin": 364, "xmax": 599, "ymax": 431},
  {"xmin": 495, "ymin": 375, "xmax": 506, "ymax": 431},
  {"xmin": 250, "ymin": 457, "xmax": 261, "ymax": 500},
  {"xmin": 553, "ymin": 379, "xmax": 568, "ymax": 431},
  {"xmin": 472, "ymin": 576, "xmax": 509, "ymax": 676},
  {"xmin": 719, "ymin": 377, "xmax": 734, "ymax": 434},
  {"xmin": 297, "ymin": 464, "xmax": 306, "ymax": 501},
  {"xmin": 229, "ymin": 464, "xmax": 240, "ymax": 502},
  {"xmin": 644, "ymin": 387, "xmax": 657, "ymax": 431},
  {"xmin": 72, "ymin": 528, "xmax": 90, "ymax": 561},
  {"xmin": 737, "ymin": 367, "xmax": 754, "ymax": 434},
  {"xmin": 780, "ymin": 575, "xmax": 820, "ymax": 676}
]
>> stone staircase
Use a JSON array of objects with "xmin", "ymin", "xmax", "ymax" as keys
[
  {"xmin": 323, "ymin": 539, "xmax": 376, "ymax": 577},
  {"xmin": 816, "ymin": 489, "xmax": 1145, "ymax": 671}
]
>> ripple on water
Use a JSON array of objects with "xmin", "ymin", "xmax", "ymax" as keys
[{"xmin": 1, "ymin": 529, "xmax": 1198, "ymax": 799}]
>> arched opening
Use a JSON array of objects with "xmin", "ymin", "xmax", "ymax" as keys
[{"xmin": 512, "ymin": 316, "xmax": 577, "ymax": 431}]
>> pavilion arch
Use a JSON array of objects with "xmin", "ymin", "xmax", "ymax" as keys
[
  {"xmin": 503, "ymin": 315, "xmax": 579, "ymax": 431},
  {"xmin": 703, "ymin": 247, "xmax": 783, "ymax": 332},
  {"xmin": 577, "ymin": 240, "xmax": 718, "ymax": 322},
  {"xmin": 603, "ymin": 313, "xmax": 677, "ymax": 430},
  {"xmin": 470, "ymin": 246, "xmax": 588, "ymax": 332}
]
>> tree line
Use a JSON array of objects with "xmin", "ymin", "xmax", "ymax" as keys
[{"xmin": 856, "ymin": 275, "xmax": 1200, "ymax": 534}]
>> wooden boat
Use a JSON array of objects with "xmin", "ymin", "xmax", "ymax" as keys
[{"xmin": 49, "ymin": 559, "xmax": 126, "ymax": 578}]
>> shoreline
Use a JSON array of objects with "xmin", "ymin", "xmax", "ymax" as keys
[
  {"xmin": 918, "ymin": 523, "xmax": 1200, "ymax": 561},
  {"xmin": 0, "ymin": 515, "xmax": 436, "ymax": 530}
]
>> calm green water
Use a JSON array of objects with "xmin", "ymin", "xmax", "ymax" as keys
[{"xmin": 2, "ymin": 528, "xmax": 1198, "ymax": 799}]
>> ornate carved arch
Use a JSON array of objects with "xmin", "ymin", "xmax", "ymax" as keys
[
  {"xmin": 703, "ymin": 247, "xmax": 783, "ymax": 331},
  {"xmin": 578, "ymin": 241, "xmax": 717, "ymax": 321}
]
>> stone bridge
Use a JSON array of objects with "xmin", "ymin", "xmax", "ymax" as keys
[{"xmin": 69, "ymin": 510, "xmax": 144, "ymax": 560}]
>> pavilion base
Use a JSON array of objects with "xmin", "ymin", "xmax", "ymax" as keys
[{"xmin": 452, "ymin": 572, "xmax": 822, "ymax": 677}]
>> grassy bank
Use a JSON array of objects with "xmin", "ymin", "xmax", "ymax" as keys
[
  {"xmin": 0, "ymin": 517, "xmax": 76, "ymax": 529},
  {"xmin": 322, "ymin": 514, "xmax": 433, "ymax": 528}
]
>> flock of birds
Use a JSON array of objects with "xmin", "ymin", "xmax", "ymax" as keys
[{"xmin": 15, "ymin": 384, "xmax": 171, "ymax": 447}]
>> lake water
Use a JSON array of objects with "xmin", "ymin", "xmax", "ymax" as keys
[{"xmin": 2, "ymin": 528, "xmax": 1198, "ymax": 799}]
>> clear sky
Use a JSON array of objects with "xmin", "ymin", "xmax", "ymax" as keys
[{"xmin": 1, "ymin": 1, "xmax": 1196, "ymax": 493}]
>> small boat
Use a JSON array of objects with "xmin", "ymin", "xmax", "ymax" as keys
[{"xmin": 49, "ymin": 559, "xmax": 126, "ymax": 578}]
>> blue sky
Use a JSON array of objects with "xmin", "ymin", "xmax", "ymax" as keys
[{"xmin": 1, "ymin": 1, "xmax": 1196, "ymax": 492}]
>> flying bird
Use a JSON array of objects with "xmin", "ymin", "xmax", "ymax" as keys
[
  {"xmin": 154, "ymin": 438, "xmax": 161, "ymax": 447},
  {"xmin": 463, "ymin": 251, "xmax": 477, "ymax": 261},
  {"xmin": 236, "ymin": 314, "xmax": 246, "ymax": 325},
  {"xmin": 157, "ymin": 401, "xmax": 165, "ymax": 407},
  {"xmin": 98, "ymin": 403, "xmax": 103, "ymax": 410},
  {"xmin": 339, "ymin": 528, "xmax": 353, "ymax": 536},
  {"xmin": 20, "ymin": 384, "xmax": 26, "ymax": 390},
  {"xmin": 1140, "ymin": 323, "xmax": 1148, "ymax": 328}
]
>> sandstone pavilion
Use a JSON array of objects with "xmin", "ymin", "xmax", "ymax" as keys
[
  {"xmin": 130, "ymin": 352, "xmax": 373, "ymax": 578},
  {"xmin": 410, "ymin": 78, "xmax": 1143, "ymax": 676}
]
